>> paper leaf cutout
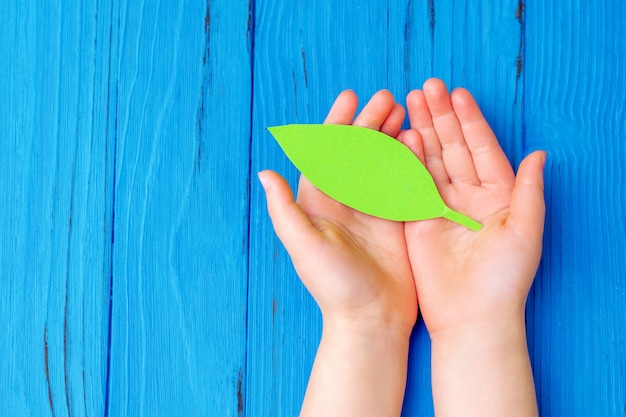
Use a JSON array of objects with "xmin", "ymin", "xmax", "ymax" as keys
[{"xmin": 268, "ymin": 124, "xmax": 482, "ymax": 231}]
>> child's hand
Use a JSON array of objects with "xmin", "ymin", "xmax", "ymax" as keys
[
  {"xmin": 404, "ymin": 78, "xmax": 543, "ymax": 416},
  {"xmin": 404, "ymin": 78, "xmax": 545, "ymax": 334},
  {"xmin": 259, "ymin": 90, "xmax": 417, "ymax": 336},
  {"xmin": 260, "ymin": 91, "xmax": 417, "ymax": 417}
]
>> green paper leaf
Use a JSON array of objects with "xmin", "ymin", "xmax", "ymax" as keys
[{"xmin": 268, "ymin": 124, "xmax": 482, "ymax": 231}]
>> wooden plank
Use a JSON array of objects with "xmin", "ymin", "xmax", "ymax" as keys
[
  {"xmin": 524, "ymin": 1, "xmax": 626, "ymax": 415},
  {"xmin": 248, "ymin": 1, "xmax": 524, "ymax": 415},
  {"xmin": 106, "ymin": 0, "xmax": 251, "ymax": 415},
  {"xmin": 0, "ymin": 0, "xmax": 114, "ymax": 415}
]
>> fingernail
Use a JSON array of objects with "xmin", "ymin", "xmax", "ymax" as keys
[{"xmin": 257, "ymin": 171, "xmax": 270, "ymax": 191}]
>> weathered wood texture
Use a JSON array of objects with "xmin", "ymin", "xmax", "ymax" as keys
[
  {"xmin": 106, "ymin": 0, "xmax": 251, "ymax": 416},
  {"xmin": 524, "ymin": 1, "xmax": 626, "ymax": 415},
  {"xmin": 0, "ymin": 1, "xmax": 114, "ymax": 415},
  {"xmin": 1, "ymin": 0, "xmax": 624, "ymax": 416}
]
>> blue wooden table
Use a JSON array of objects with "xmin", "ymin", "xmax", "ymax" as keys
[{"xmin": 1, "ymin": 1, "xmax": 624, "ymax": 415}]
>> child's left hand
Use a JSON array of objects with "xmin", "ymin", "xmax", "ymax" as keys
[{"xmin": 259, "ymin": 90, "xmax": 417, "ymax": 337}]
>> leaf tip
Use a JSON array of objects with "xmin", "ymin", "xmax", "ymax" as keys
[{"xmin": 442, "ymin": 207, "xmax": 483, "ymax": 231}]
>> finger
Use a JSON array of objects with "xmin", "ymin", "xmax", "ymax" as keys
[
  {"xmin": 450, "ymin": 88, "xmax": 515, "ymax": 185},
  {"xmin": 380, "ymin": 102, "xmax": 406, "ymax": 138},
  {"xmin": 397, "ymin": 129, "xmax": 408, "ymax": 143},
  {"xmin": 406, "ymin": 89, "xmax": 450, "ymax": 188},
  {"xmin": 422, "ymin": 78, "xmax": 480, "ymax": 185},
  {"xmin": 507, "ymin": 151, "xmax": 547, "ymax": 248},
  {"xmin": 324, "ymin": 90, "xmax": 358, "ymax": 125},
  {"xmin": 258, "ymin": 170, "xmax": 321, "ymax": 258},
  {"xmin": 353, "ymin": 89, "xmax": 395, "ymax": 130},
  {"xmin": 401, "ymin": 129, "xmax": 426, "ymax": 164}
]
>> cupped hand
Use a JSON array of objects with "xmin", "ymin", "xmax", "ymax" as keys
[
  {"xmin": 403, "ymin": 78, "xmax": 546, "ymax": 336},
  {"xmin": 260, "ymin": 90, "xmax": 417, "ymax": 336}
]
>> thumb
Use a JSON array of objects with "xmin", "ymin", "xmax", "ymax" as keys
[
  {"xmin": 508, "ymin": 151, "xmax": 547, "ymax": 247},
  {"xmin": 258, "ymin": 170, "xmax": 320, "ymax": 258}
]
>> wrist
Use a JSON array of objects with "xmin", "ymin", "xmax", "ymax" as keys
[
  {"xmin": 321, "ymin": 313, "xmax": 414, "ymax": 348},
  {"xmin": 423, "ymin": 295, "xmax": 528, "ymax": 341},
  {"xmin": 429, "ymin": 313, "xmax": 527, "ymax": 348},
  {"xmin": 300, "ymin": 313, "xmax": 411, "ymax": 417},
  {"xmin": 429, "ymin": 316, "xmax": 538, "ymax": 417}
]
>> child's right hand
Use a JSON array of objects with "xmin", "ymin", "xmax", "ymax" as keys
[
  {"xmin": 404, "ymin": 78, "xmax": 545, "ymax": 336},
  {"xmin": 404, "ymin": 78, "xmax": 543, "ymax": 416}
]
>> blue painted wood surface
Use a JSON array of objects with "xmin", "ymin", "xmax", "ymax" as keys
[{"xmin": 1, "ymin": 0, "xmax": 624, "ymax": 416}]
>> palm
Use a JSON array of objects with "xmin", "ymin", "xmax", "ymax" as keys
[{"xmin": 405, "ymin": 183, "xmax": 522, "ymax": 332}]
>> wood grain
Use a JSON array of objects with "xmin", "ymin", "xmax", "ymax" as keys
[
  {"xmin": 525, "ymin": 1, "xmax": 626, "ymax": 415},
  {"xmin": 1, "ymin": 0, "xmax": 625, "ymax": 415},
  {"xmin": 0, "ymin": 1, "xmax": 114, "ymax": 415},
  {"xmin": 105, "ymin": 0, "xmax": 251, "ymax": 415}
]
